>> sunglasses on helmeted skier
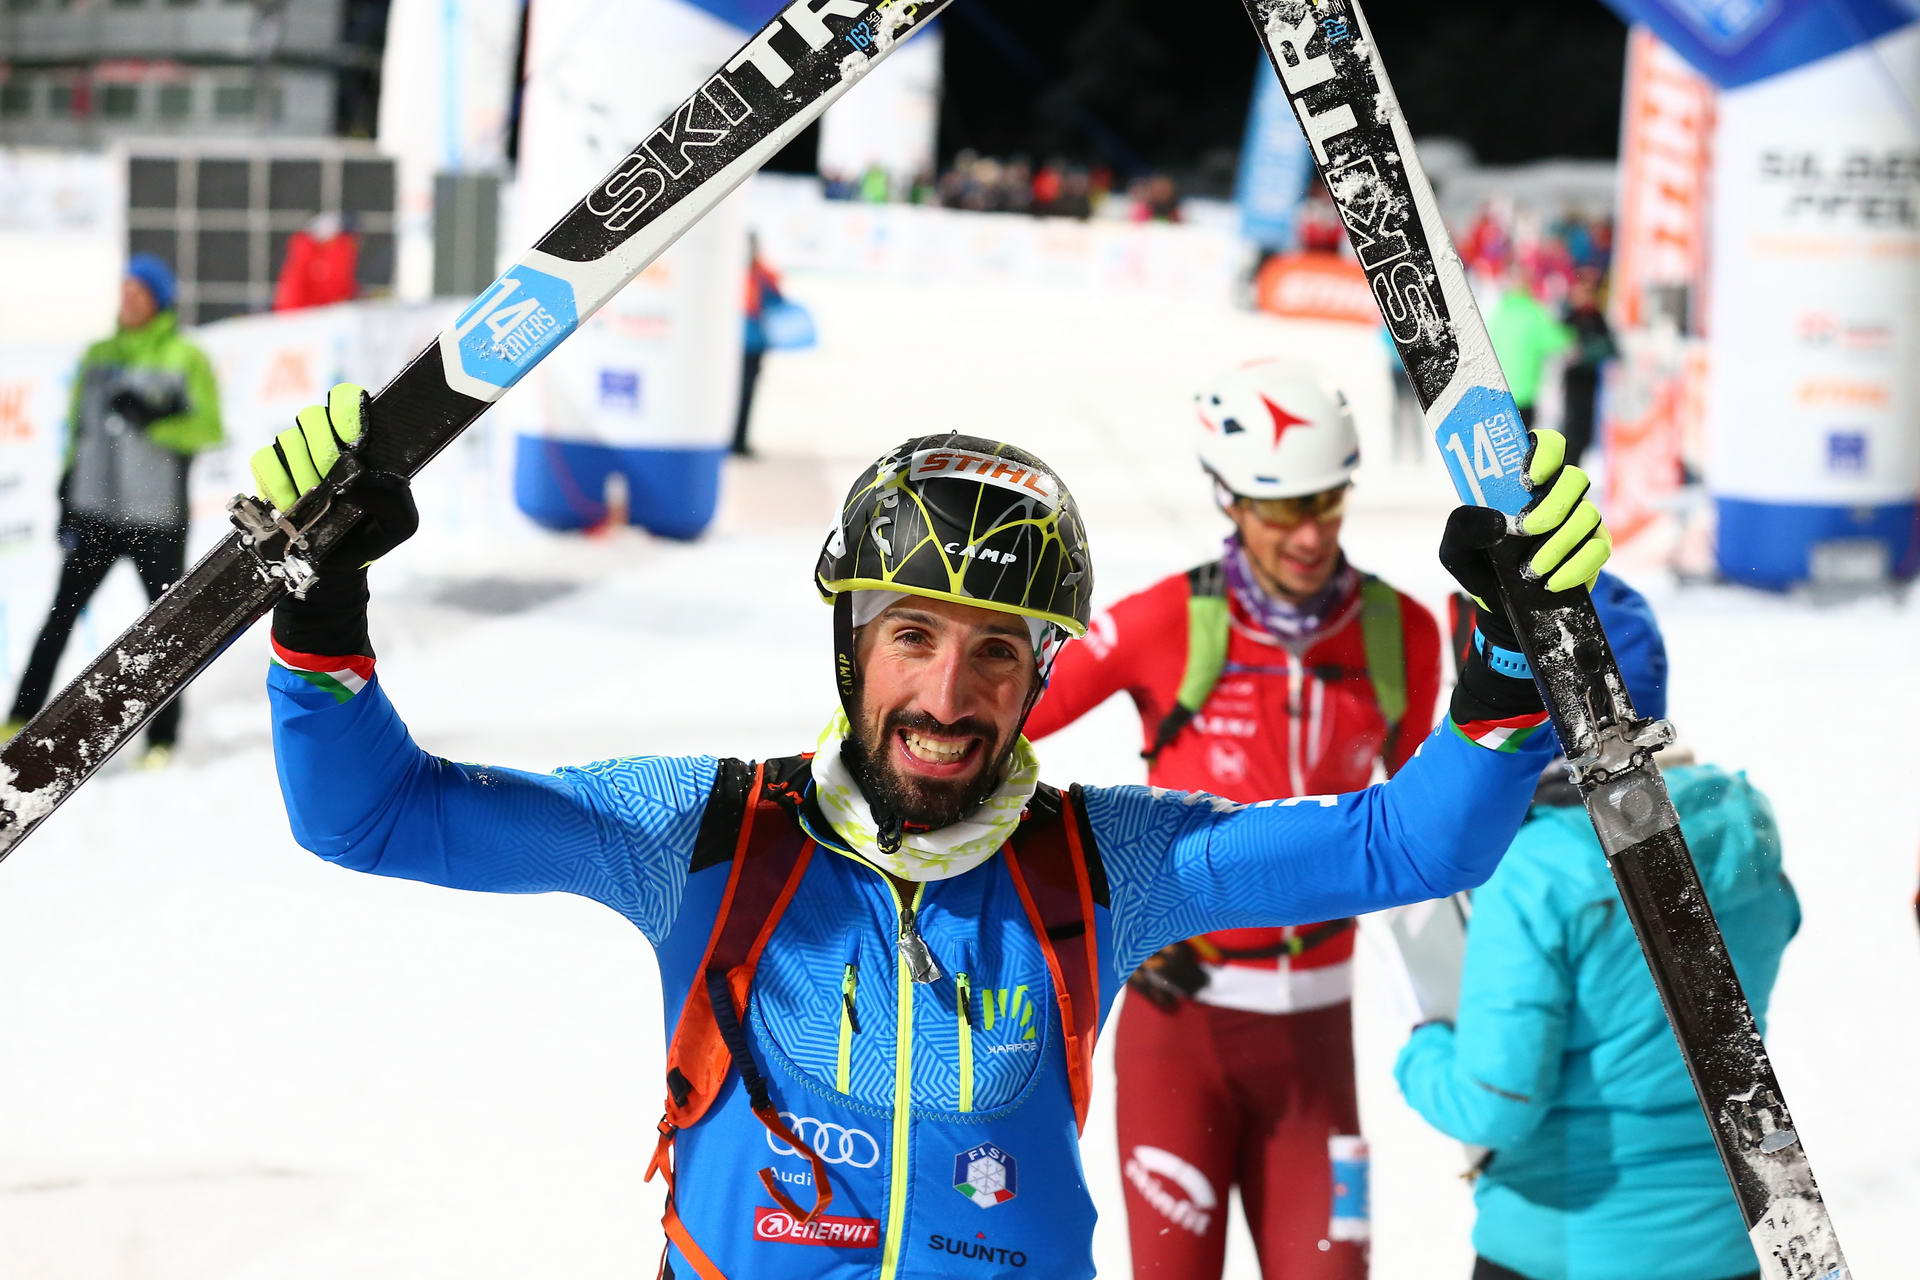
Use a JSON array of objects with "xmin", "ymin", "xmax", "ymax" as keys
[{"xmin": 1231, "ymin": 484, "xmax": 1350, "ymax": 529}]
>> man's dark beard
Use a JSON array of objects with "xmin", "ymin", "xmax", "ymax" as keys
[{"xmin": 844, "ymin": 708, "xmax": 1008, "ymax": 833}]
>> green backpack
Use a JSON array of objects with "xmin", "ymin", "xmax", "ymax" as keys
[{"xmin": 1142, "ymin": 562, "xmax": 1407, "ymax": 762}]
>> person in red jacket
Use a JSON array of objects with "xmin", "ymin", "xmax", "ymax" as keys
[{"xmin": 1025, "ymin": 358, "xmax": 1442, "ymax": 1278}]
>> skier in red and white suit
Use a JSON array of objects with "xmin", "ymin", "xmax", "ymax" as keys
[{"xmin": 1025, "ymin": 360, "xmax": 1442, "ymax": 1278}]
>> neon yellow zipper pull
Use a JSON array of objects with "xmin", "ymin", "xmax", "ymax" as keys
[
  {"xmin": 837, "ymin": 961, "xmax": 860, "ymax": 1093},
  {"xmin": 956, "ymin": 971, "xmax": 974, "ymax": 1113}
]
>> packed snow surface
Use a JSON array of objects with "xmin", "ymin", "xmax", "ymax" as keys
[{"xmin": 0, "ymin": 270, "xmax": 1912, "ymax": 1278}]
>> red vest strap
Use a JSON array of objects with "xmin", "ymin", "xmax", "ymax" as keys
[
  {"xmin": 649, "ymin": 758, "xmax": 827, "ymax": 1278},
  {"xmin": 658, "ymin": 762, "xmax": 814, "ymax": 1132},
  {"xmin": 1002, "ymin": 787, "xmax": 1102, "ymax": 1133}
]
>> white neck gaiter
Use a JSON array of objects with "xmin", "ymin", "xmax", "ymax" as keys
[{"xmin": 809, "ymin": 709, "xmax": 1039, "ymax": 882}]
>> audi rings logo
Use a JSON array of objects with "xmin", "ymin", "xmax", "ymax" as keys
[{"xmin": 766, "ymin": 1113, "xmax": 881, "ymax": 1168}]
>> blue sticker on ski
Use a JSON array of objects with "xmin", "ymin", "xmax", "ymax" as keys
[
  {"xmin": 448, "ymin": 266, "xmax": 581, "ymax": 393},
  {"xmin": 1433, "ymin": 385, "xmax": 1532, "ymax": 516}
]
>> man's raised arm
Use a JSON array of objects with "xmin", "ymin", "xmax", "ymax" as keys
[{"xmin": 257, "ymin": 385, "xmax": 712, "ymax": 944}]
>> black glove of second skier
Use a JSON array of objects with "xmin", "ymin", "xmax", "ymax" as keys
[
  {"xmin": 1126, "ymin": 941, "xmax": 1210, "ymax": 1011},
  {"xmin": 1440, "ymin": 429, "xmax": 1610, "ymax": 723},
  {"xmin": 108, "ymin": 387, "xmax": 186, "ymax": 432},
  {"xmin": 252, "ymin": 383, "xmax": 418, "ymax": 657}
]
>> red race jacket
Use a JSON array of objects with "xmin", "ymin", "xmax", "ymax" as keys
[{"xmin": 1027, "ymin": 563, "xmax": 1442, "ymax": 1012}]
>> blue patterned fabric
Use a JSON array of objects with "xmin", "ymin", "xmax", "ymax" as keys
[{"xmin": 270, "ymin": 663, "xmax": 1552, "ymax": 1277}]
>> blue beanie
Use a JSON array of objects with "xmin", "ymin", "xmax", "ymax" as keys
[
  {"xmin": 127, "ymin": 253, "xmax": 178, "ymax": 312},
  {"xmin": 1589, "ymin": 570, "xmax": 1669, "ymax": 722}
]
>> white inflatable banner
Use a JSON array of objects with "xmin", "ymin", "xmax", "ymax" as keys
[
  {"xmin": 505, "ymin": 0, "xmax": 748, "ymax": 536},
  {"xmin": 1703, "ymin": 24, "xmax": 1920, "ymax": 585}
]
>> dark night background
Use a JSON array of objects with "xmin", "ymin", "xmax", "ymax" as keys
[{"xmin": 916, "ymin": 0, "xmax": 1629, "ymax": 185}]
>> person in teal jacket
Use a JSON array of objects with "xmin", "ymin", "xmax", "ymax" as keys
[
  {"xmin": 1396, "ymin": 576, "xmax": 1798, "ymax": 1280},
  {"xmin": 5, "ymin": 253, "xmax": 223, "ymax": 766}
]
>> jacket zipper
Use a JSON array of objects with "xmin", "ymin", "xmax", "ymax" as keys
[
  {"xmin": 879, "ymin": 877, "xmax": 925, "ymax": 1280},
  {"xmin": 955, "ymin": 970, "xmax": 974, "ymax": 1113},
  {"xmin": 897, "ymin": 898, "xmax": 942, "ymax": 984}
]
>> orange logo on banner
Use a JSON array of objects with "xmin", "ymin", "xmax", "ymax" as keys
[
  {"xmin": 1603, "ymin": 341, "xmax": 1703, "ymax": 548},
  {"xmin": 1795, "ymin": 377, "xmax": 1888, "ymax": 409},
  {"xmin": 261, "ymin": 348, "xmax": 314, "ymax": 401},
  {"xmin": 0, "ymin": 382, "xmax": 33, "ymax": 444},
  {"xmin": 1254, "ymin": 254, "xmax": 1377, "ymax": 326}
]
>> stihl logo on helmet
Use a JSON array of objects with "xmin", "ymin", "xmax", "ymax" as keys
[{"xmin": 908, "ymin": 448, "xmax": 1061, "ymax": 509}]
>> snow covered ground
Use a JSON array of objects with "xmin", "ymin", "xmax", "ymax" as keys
[{"xmin": 1, "ymin": 269, "xmax": 1914, "ymax": 1278}]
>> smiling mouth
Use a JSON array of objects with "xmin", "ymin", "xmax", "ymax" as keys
[{"xmin": 896, "ymin": 728, "xmax": 981, "ymax": 774}]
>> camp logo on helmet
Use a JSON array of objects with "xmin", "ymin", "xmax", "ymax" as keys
[
  {"xmin": 943, "ymin": 541, "xmax": 1019, "ymax": 566},
  {"xmin": 907, "ymin": 449, "xmax": 1060, "ymax": 509}
]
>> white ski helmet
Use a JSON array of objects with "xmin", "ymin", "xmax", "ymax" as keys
[{"xmin": 1194, "ymin": 359, "xmax": 1360, "ymax": 499}]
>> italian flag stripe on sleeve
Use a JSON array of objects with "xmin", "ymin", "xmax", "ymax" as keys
[
  {"xmin": 270, "ymin": 638, "xmax": 375, "ymax": 704},
  {"xmin": 1451, "ymin": 710, "xmax": 1551, "ymax": 753}
]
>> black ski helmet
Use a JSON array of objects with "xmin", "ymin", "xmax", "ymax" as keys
[{"xmin": 816, "ymin": 434, "xmax": 1094, "ymax": 714}]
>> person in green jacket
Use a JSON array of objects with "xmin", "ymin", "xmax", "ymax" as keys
[
  {"xmin": 4, "ymin": 254, "xmax": 223, "ymax": 767},
  {"xmin": 1396, "ymin": 575, "xmax": 1796, "ymax": 1280},
  {"xmin": 1484, "ymin": 271, "xmax": 1574, "ymax": 426}
]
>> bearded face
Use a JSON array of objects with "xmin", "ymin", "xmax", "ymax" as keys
[{"xmin": 847, "ymin": 598, "xmax": 1038, "ymax": 831}]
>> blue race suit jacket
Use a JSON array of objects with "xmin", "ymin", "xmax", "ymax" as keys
[{"xmin": 270, "ymin": 661, "xmax": 1554, "ymax": 1279}]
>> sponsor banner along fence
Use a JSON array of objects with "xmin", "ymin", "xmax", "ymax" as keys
[{"xmin": 749, "ymin": 177, "xmax": 1251, "ymax": 300}]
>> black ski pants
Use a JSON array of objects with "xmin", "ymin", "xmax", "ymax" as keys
[{"xmin": 10, "ymin": 516, "xmax": 188, "ymax": 747}]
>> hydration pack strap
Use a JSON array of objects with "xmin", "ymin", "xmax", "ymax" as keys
[
  {"xmin": 1002, "ymin": 786, "xmax": 1103, "ymax": 1132},
  {"xmin": 647, "ymin": 758, "xmax": 824, "ymax": 1279}
]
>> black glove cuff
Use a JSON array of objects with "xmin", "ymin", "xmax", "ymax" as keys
[
  {"xmin": 1450, "ymin": 642, "xmax": 1544, "ymax": 724},
  {"xmin": 272, "ymin": 567, "xmax": 373, "ymax": 658},
  {"xmin": 1469, "ymin": 596, "xmax": 1521, "ymax": 653}
]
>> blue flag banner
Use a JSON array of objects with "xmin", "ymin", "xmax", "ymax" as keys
[
  {"xmin": 1236, "ymin": 58, "xmax": 1314, "ymax": 251},
  {"xmin": 682, "ymin": 0, "xmax": 782, "ymax": 30},
  {"xmin": 1598, "ymin": 0, "xmax": 1916, "ymax": 86}
]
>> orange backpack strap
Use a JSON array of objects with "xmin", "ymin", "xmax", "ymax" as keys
[
  {"xmin": 1001, "ymin": 783, "xmax": 1108, "ymax": 1133},
  {"xmin": 647, "ymin": 755, "xmax": 832, "ymax": 1279}
]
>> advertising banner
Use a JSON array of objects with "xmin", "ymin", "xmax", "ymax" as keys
[
  {"xmin": 1702, "ymin": 22, "xmax": 1919, "ymax": 586},
  {"xmin": 0, "ymin": 149, "xmax": 125, "ymax": 344},
  {"xmin": 1599, "ymin": 0, "xmax": 1914, "ymax": 88},
  {"xmin": 1603, "ymin": 28, "xmax": 1715, "ymax": 557},
  {"xmin": 1610, "ymin": 27, "xmax": 1715, "ymax": 335},
  {"xmin": 1253, "ymin": 252, "xmax": 1376, "ymax": 327},
  {"xmin": 1236, "ymin": 58, "xmax": 1314, "ymax": 252}
]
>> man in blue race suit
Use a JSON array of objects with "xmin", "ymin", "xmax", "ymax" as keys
[{"xmin": 255, "ymin": 383, "xmax": 1611, "ymax": 1280}]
